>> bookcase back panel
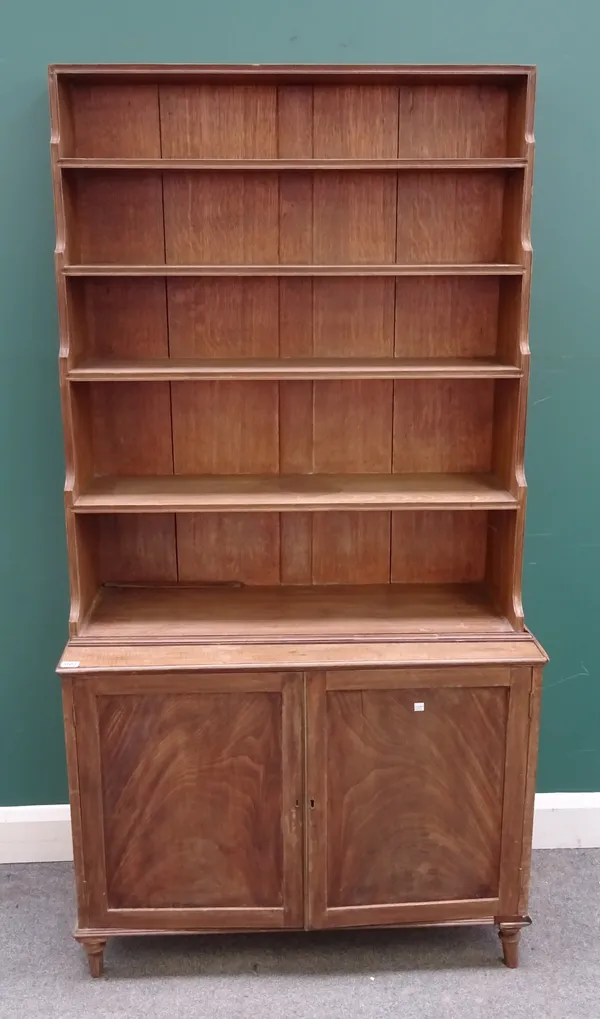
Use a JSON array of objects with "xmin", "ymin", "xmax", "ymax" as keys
[
  {"xmin": 77, "ymin": 510, "xmax": 491, "ymax": 588},
  {"xmin": 62, "ymin": 80, "xmax": 526, "ymax": 159},
  {"xmin": 70, "ymin": 278, "xmax": 169, "ymax": 360},
  {"xmin": 67, "ymin": 172, "xmax": 165, "ymax": 264},
  {"xmin": 65, "ymin": 169, "xmax": 515, "ymax": 266},
  {"xmin": 82, "ymin": 379, "xmax": 500, "ymax": 476},
  {"xmin": 68, "ymin": 276, "xmax": 505, "ymax": 362}
]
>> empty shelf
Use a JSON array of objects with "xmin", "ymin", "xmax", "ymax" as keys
[
  {"xmin": 79, "ymin": 583, "xmax": 514, "ymax": 643},
  {"xmin": 59, "ymin": 157, "xmax": 528, "ymax": 171},
  {"xmin": 73, "ymin": 474, "xmax": 518, "ymax": 513},
  {"xmin": 63, "ymin": 263, "xmax": 525, "ymax": 277},
  {"xmin": 67, "ymin": 357, "xmax": 522, "ymax": 382}
]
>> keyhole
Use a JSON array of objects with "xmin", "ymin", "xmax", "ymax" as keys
[{"xmin": 310, "ymin": 798, "xmax": 315, "ymax": 809}]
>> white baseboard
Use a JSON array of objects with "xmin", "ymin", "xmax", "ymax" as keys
[
  {"xmin": 532, "ymin": 792, "xmax": 600, "ymax": 849},
  {"xmin": 1, "ymin": 794, "xmax": 600, "ymax": 864},
  {"xmin": 0, "ymin": 805, "xmax": 73, "ymax": 863}
]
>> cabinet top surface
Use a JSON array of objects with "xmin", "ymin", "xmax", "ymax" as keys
[
  {"xmin": 49, "ymin": 63, "xmax": 535, "ymax": 80},
  {"xmin": 57, "ymin": 635, "xmax": 548, "ymax": 674}
]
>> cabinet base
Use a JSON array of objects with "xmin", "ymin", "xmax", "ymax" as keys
[{"xmin": 74, "ymin": 916, "xmax": 533, "ymax": 976}]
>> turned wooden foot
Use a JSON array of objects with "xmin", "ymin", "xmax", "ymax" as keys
[
  {"xmin": 76, "ymin": 937, "xmax": 107, "ymax": 977},
  {"xmin": 498, "ymin": 925, "xmax": 521, "ymax": 968}
]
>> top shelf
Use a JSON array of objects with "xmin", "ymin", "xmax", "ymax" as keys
[
  {"xmin": 58, "ymin": 157, "xmax": 528, "ymax": 171},
  {"xmin": 50, "ymin": 63, "xmax": 535, "ymax": 84}
]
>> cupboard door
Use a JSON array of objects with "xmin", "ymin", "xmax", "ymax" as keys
[
  {"xmin": 73, "ymin": 671, "xmax": 303, "ymax": 930},
  {"xmin": 306, "ymin": 667, "xmax": 531, "ymax": 929}
]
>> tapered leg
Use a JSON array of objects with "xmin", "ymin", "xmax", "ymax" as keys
[
  {"xmin": 76, "ymin": 937, "xmax": 107, "ymax": 977},
  {"xmin": 498, "ymin": 925, "xmax": 521, "ymax": 968}
]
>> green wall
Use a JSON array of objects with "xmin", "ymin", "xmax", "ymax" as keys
[{"xmin": 1, "ymin": 0, "xmax": 598, "ymax": 804}]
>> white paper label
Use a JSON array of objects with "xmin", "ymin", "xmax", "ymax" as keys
[
  {"xmin": 60, "ymin": 660, "xmax": 80, "ymax": 669},
  {"xmin": 413, "ymin": 702, "xmax": 425, "ymax": 712}
]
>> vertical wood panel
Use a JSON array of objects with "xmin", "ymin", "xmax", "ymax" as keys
[
  {"xmin": 176, "ymin": 513, "xmax": 281, "ymax": 584},
  {"xmin": 168, "ymin": 279, "xmax": 279, "ymax": 358},
  {"xmin": 313, "ymin": 86, "xmax": 399, "ymax": 157},
  {"xmin": 312, "ymin": 512, "xmax": 391, "ymax": 584},
  {"xmin": 391, "ymin": 511, "xmax": 488, "ymax": 584},
  {"xmin": 313, "ymin": 278, "xmax": 395, "ymax": 357},
  {"xmin": 279, "ymin": 279, "xmax": 313, "ymax": 358},
  {"xmin": 280, "ymin": 513, "xmax": 312, "ymax": 584},
  {"xmin": 277, "ymin": 87, "xmax": 313, "ymax": 158},
  {"xmin": 160, "ymin": 85, "xmax": 277, "ymax": 157},
  {"xmin": 279, "ymin": 381, "xmax": 314, "ymax": 472},
  {"xmin": 306, "ymin": 672, "xmax": 328, "ymax": 929},
  {"xmin": 394, "ymin": 278, "xmax": 500, "ymax": 358},
  {"xmin": 90, "ymin": 514, "xmax": 178, "ymax": 584},
  {"xmin": 395, "ymin": 173, "xmax": 505, "ymax": 263},
  {"xmin": 171, "ymin": 381, "xmax": 279, "ymax": 474},
  {"xmin": 69, "ymin": 84, "xmax": 161, "ymax": 158},
  {"xmin": 90, "ymin": 382, "xmax": 173, "ymax": 475},
  {"xmin": 73, "ymin": 684, "xmax": 109, "ymax": 924},
  {"xmin": 397, "ymin": 85, "xmax": 509, "ymax": 158},
  {"xmin": 313, "ymin": 174, "xmax": 397, "ymax": 264},
  {"xmin": 164, "ymin": 174, "xmax": 279, "ymax": 264},
  {"xmin": 79, "ymin": 278, "xmax": 169, "ymax": 360},
  {"xmin": 498, "ymin": 669, "xmax": 531, "ymax": 915},
  {"xmin": 313, "ymin": 381, "xmax": 393, "ymax": 472},
  {"xmin": 73, "ymin": 173, "xmax": 165, "ymax": 264},
  {"xmin": 393, "ymin": 379, "xmax": 494, "ymax": 473}
]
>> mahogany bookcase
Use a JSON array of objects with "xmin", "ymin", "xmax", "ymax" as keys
[{"xmin": 50, "ymin": 63, "xmax": 547, "ymax": 977}]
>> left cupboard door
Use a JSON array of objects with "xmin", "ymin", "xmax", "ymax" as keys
[{"xmin": 66, "ymin": 671, "xmax": 304, "ymax": 932}]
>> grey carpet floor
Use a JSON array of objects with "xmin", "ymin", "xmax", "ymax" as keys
[{"xmin": 1, "ymin": 851, "xmax": 599, "ymax": 1019}]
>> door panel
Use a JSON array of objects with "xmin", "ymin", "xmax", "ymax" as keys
[
  {"xmin": 307, "ymin": 667, "xmax": 530, "ymax": 929},
  {"xmin": 74, "ymin": 671, "xmax": 303, "ymax": 930}
]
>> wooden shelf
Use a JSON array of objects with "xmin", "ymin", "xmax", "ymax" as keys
[
  {"xmin": 67, "ymin": 358, "xmax": 522, "ymax": 382},
  {"xmin": 73, "ymin": 473, "xmax": 517, "ymax": 513},
  {"xmin": 63, "ymin": 264, "xmax": 525, "ymax": 278},
  {"xmin": 79, "ymin": 582, "xmax": 513, "ymax": 643},
  {"xmin": 51, "ymin": 63, "xmax": 535, "ymax": 84},
  {"xmin": 59, "ymin": 157, "xmax": 527, "ymax": 171}
]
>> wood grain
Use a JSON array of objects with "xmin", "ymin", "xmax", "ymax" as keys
[
  {"xmin": 395, "ymin": 173, "xmax": 506, "ymax": 263},
  {"xmin": 69, "ymin": 172, "xmax": 165, "ymax": 264},
  {"xmin": 312, "ymin": 381, "xmax": 393, "ymax": 472},
  {"xmin": 397, "ymin": 85, "xmax": 509, "ymax": 158},
  {"xmin": 313, "ymin": 86, "xmax": 399, "ymax": 158},
  {"xmin": 176, "ymin": 513, "xmax": 280, "ymax": 585},
  {"xmin": 89, "ymin": 381, "xmax": 173, "ymax": 476},
  {"xmin": 159, "ymin": 85, "xmax": 277, "ymax": 158},
  {"xmin": 163, "ymin": 173, "xmax": 279, "ymax": 264},
  {"xmin": 391, "ymin": 510, "xmax": 488, "ymax": 583},
  {"xmin": 394, "ymin": 277, "xmax": 500, "ymax": 358},
  {"xmin": 78, "ymin": 582, "xmax": 513, "ymax": 642},
  {"xmin": 167, "ymin": 279, "xmax": 279, "ymax": 358},
  {"xmin": 58, "ymin": 638, "xmax": 548, "ymax": 674},
  {"xmin": 313, "ymin": 174, "xmax": 397, "ymax": 264},
  {"xmin": 67, "ymin": 84, "xmax": 161, "ymax": 158},
  {"xmin": 73, "ymin": 672, "xmax": 303, "ymax": 924},
  {"xmin": 87, "ymin": 513, "xmax": 177, "ymax": 584},
  {"xmin": 74, "ymin": 472, "xmax": 517, "ymax": 512},
  {"xmin": 69, "ymin": 358, "xmax": 522, "ymax": 382},
  {"xmin": 393, "ymin": 380, "xmax": 494, "ymax": 474},
  {"xmin": 75, "ymin": 278, "xmax": 168, "ymax": 360},
  {"xmin": 171, "ymin": 381, "xmax": 279, "ymax": 474},
  {"xmin": 307, "ymin": 673, "xmax": 508, "ymax": 924}
]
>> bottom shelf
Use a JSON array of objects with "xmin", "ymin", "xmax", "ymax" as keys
[{"xmin": 78, "ymin": 583, "xmax": 513, "ymax": 643}]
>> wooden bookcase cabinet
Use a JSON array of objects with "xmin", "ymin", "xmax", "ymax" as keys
[{"xmin": 50, "ymin": 64, "xmax": 546, "ymax": 977}]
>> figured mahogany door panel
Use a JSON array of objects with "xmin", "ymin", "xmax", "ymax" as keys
[
  {"xmin": 306, "ymin": 667, "xmax": 530, "ymax": 929},
  {"xmin": 72, "ymin": 672, "xmax": 303, "ymax": 930}
]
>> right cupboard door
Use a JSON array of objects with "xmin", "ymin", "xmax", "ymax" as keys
[{"xmin": 306, "ymin": 667, "xmax": 532, "ymax": 929}]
